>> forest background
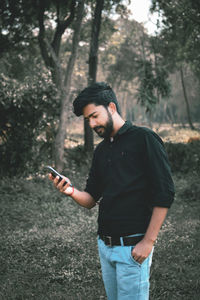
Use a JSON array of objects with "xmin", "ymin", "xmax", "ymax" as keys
[{"xmin": 0, "ymin": 0, "xmax": 200, "ymax": 299}]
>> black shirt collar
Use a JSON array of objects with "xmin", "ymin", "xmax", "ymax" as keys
[
  {"xmin": 115, "ymin": 120, "xmax": 133, "ymax": 137},
  {"xmin": 104, "ymin": 121, "xmax": 133, "ymax": 142}
]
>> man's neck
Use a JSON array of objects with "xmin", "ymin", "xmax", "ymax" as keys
[{"xmin": 111, "ymin": 117, "xmax": 125, "ymax": 137}]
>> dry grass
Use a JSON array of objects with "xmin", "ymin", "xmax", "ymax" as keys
[
  {"xmin": 65, "ymin": 120, "xmax": 200, "ymax": 147},
  {"xmin": 154, "ymin": 123, "xmax": 200, "ymax": 143}
]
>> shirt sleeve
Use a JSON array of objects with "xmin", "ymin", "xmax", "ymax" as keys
[
  {"xmin": 84, "ymin": 149, "xmax": 102, "ymax": 202},
  {"xmin": 144, "ymin": 130, "xmax": 175, "ymax": 208}
]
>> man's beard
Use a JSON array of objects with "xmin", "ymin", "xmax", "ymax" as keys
[{"xmin": 93, "ymin": 109, "xmax": 113, "ymax": 139}]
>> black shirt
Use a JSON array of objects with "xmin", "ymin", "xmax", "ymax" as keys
[{"xmin": 85, "ymin": 121, "xmax": 175, "ymax": 237}]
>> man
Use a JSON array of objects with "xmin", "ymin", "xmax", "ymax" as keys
[{"xmin": 49, "ymin": 82, "xmax": 175, "ymax": 300}]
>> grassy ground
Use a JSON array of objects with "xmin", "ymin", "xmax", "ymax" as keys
[{"xmin": 0, "ymin": 127, "xmax": 200, "ymax": 299}]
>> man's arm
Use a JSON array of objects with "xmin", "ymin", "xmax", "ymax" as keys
[
  {"xmin": 132, "ymin": 206, "xmax": 168, "ymax": 264},
  {"xmin": 49, "ymin": 174, "xmax": 96, "ymax": 209}
]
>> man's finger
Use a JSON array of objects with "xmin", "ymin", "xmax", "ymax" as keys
[
  {"xmin": 49, "ymin": 173, "xmax": 54, "ymax": 181},
  {"xmin": 53, "ymin": 176, "xmax": 60, "ymax": 187},
  {"xmin": 57, "ymin": 178, "xmax": 69, "ymax": 192}
]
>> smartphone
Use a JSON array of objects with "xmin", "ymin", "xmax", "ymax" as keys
[{"xmin": 46, "ymin": 166, "xmax": 70, "ymax": 186}]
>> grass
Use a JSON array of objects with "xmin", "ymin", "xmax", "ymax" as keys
[
  {"xmin": 150, "ymin": 173, "xmax": 200, "ymax": 299},
  {"xmin": 0, "ymin": 126, "xmax": 200, "ymax": 299},
  {"xmin": 0, "ymin": 176, "xmax": 103, "ymax": 299}
]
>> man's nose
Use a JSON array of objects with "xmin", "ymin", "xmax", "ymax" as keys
[{"xmin": 89, "ymin": 118, "xmax": 96, "ymax": 128}]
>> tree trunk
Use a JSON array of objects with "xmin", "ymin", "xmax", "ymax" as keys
[
  {"xmin": 84, "ymin": 0, "xmax": 104, "ymax": 152},
  {"xmin": 37, "ymin": 0, "xmax": 76, "ymax": 90},
  {"xmin": 180, "ymin": 66, "xmax": 195, "ymax": 130},
  {"xmin": 122, "ymin": 91, "xmax": 127, "ymax": 119},
  {"xmin": 54, "ymin": 0, "xmax": 85, "ymax": 172}
]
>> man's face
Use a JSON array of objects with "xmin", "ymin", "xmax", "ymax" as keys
[{"xmin": 83, "ymin": 103, "xmax": 114, "ymax": 139}]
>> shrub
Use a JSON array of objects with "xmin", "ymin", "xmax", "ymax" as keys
[
  {"xmin": 165, "ymin": 141, "xmax": 200, "ymax": 173},
  {"xmin": 0, "ymin": 73, "xmax": 60, "ymax": 176}
]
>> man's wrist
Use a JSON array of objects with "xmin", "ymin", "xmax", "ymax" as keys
[
  {"xmin": 143, "ymin": 236, "xmax": 156, "ymax": 245},
  {"xmin": 65, "ymin": 186, "xmax": 74, "ymax": 196}
]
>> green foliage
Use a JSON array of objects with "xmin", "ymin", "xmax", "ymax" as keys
[
  {"xmin": 104, "ymin": 18, "xmax": 171, "ymax": 113},
  {"xmin": 137, "ymin": 60, "xmax": 157, "ymax": 110},
  {"xmin": 105, "ymin": 19, "xmax": 146, "ymax": 85},
  {"xmin": 103, "ymin": 0, "xmax": 130, "ymax": 16},
  {"xmin": 66, "ymin": 145, "xmax": 92, "ymax": 167},
  {"xmin": 0, "ymin": 0, "xmax": 38, "ymax": 54},
  {"xmin": 165, "ymin": 140, "xmax": 200, "ymax": 173},
  {"xmin": 151, "ymin": 0, "xmax": 200, "ymax": 77},
  {"xmin": 0, "ymin": 73, "xmax": 59, "ymax": 176},
  {"xmin": 137, "ymin": 60, "xmax": 171, "ymax": 112}
]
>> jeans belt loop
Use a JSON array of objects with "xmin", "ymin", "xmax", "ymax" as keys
[
  {"xmin": 109, "ymin": 236, "xmax": 113, "ymax": 247},
  {"xmin": 120, "ymin": 236, "xmax": 124, "ymax": 246},
  {"xmin": 107, "ymin": 236, "xmax": 112, "ymax": 247}
]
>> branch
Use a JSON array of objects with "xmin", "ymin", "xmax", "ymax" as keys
[
  {"xmin": 37, "ymin": 1, "xmax": 51, "ymax": 68},
  {"xmin": 61, "ymin": 0, "xmax": 76, "ymax": 31},
  {"xmin": 38, "ymin": 1, "xmax": 51, "ymax": 67},
  {"xmin": 56, "ymin": 1, "xmax": 60, "ymax": 25},
  {"xmin": 44, "ymin": 38, "xmax": 64, "ymax": 90},
  {"xmin": 64, "ymin": 0, "xmax": 85, "ymax": 87},
  {"xmin": 51, "ymin": 0, "xmax": 76, "ymax": 55},
  {"xmin": 88, "ymin": 0, "xmax": 105, "ymax": 84}
]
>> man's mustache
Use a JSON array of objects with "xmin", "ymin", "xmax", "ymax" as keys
[{"xmin": 94, "ymin": 126, "xmax": 105, "ymax": 133}]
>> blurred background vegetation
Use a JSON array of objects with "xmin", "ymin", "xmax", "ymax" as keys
[{"xmin": 0, "ymin": 0, "xmax": 200, "ymax": 175}]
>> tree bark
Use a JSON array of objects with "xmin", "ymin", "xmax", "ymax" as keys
[
  {"xmin": 54, "ymin": 0, "xmax": 85, "ymax": 172},
  {"xmin": 84, "ymin": 0, "xmax": 104, "ymax": 152},
  {"xmin": 180, "ymin": 66, "xmax": 195, "ymax": 130},
  {"xmin": 51, "ymin": 0, "xmax": 76, "ymax": 57},
  {"xmin": 37, "ymin": 0, "xmax": 76, "ymax": 89}
]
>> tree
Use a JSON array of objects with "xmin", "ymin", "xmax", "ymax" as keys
[
  {"xmin": 54, "ymin": 0, "xmax": 86, "ymax": 171},
  {"xmin": 0, "ymin": 72, "xmax": 58, "ymax": 176},
  {"xmin": 83, "ymin": 0, "xmax": 104, "ymax": 153},
  {"xmin": 0, "ymin": 0, "xmax": 38, "ymax": 55},
  {"xmin": 37, "ymin": 0, "xmax": 77, "ymax": 89},
  {"xmin": 82, "ymin": 0, "xmax": 129, "ymax": 152},
  {"xmin": 180, "ymin": 66, "xmax": 195, "ymax": 129},
  {"xmin": 0, "ymin": 0, "xmax": 85, "ymax": 172},
  {"xmin": 151, "ymin": 0, "xmax": 200, "ymax": 129},
  {"xmin": 0, "ymin": 0, "xmax": 42, "ymax": 80},
  {"xmin": 1, "ymin": 0, "xmax": 132, "ymax": 173},
  {"xmin": 104, "ymin": 19, "xmax": 170, "ymax": 123},
  {"xmin": 151, "ymin": 0, "xmax": 200, "ymax": 77}
]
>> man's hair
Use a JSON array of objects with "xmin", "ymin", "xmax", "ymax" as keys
[{"xmin": 73, "ymin": 82, "xmax": 120, "ymax": 116}]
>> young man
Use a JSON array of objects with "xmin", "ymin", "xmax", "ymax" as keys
[{"xmin": 49, "ymin": 82, "xmax": 175, "ymax": 300}]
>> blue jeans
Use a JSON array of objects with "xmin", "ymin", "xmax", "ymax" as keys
[{"xmin": 98, "ymin": 236, "xmax": 153, "ymax": 300}]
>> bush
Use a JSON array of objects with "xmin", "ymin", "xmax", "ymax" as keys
[
  {"xmin": 0, "ymin": 73, "xmax": 60, "ymax": 176},
  {"xmin": 165, "ymin": 140, "xmax": 200, "ymax": 173}
]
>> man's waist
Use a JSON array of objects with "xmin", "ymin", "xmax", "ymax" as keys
[{"xmin": 99, "ymin": 233, "xmax": 144, "ymax": 247}]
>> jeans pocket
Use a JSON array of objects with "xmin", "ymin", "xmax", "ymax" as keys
[{"xmin": 129, "ymin": 246, "xmax": 141, "ymax": 267}]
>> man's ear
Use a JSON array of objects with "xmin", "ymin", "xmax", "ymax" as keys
[{"xmin": 108, "ymin": 102, "xmax": 117, "ymax": 114}]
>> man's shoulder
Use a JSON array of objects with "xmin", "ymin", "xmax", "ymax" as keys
[
  {"xmin": 131, "ymin": 125, "xmax": 163, "ymax": 143},
  {"xmin": 124, "ymin": 124, "xmax": 164, "ymax": 149},
  {"xmin": 124, "ymin": 124, "xmax": 153, "ymax": 137}
]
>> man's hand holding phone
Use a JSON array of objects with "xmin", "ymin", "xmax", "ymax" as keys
[
  {"xmin": 46, "ymin": 166, "xmax": 96, "ymax": 209},
  {"xmin": 47, "ymin": 166, "xmax": 74, "ymax": 196}
]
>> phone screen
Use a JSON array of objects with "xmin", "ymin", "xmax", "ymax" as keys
[{"xmin": 46, "ymin": 166, "xmax": 69, "ymax": 185}]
